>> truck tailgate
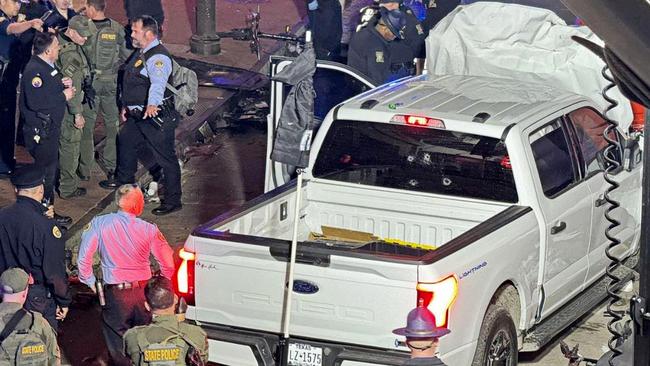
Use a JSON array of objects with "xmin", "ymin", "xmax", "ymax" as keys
[{"xmin": 187, "ymin": 234, "xmax": 417, "ymax": 350}]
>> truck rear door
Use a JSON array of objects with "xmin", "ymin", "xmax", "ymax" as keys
[
  {"xmin": 186, "ymin": 231, "xmax": 419, "ymax": 353},
  {"xmin": 265, "ymin": 57, "xmax": 375, "ymax": 192}
]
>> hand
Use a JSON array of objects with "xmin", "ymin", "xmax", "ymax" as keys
[
  {"xmin": 74, "ymin": 114, "xmax": 85, "ymax": 129},
  {"xmin": 120, "ymin": 108, "xmax": 127, "ymax": 122},
  {"xmin": 45, "ymin": 205, "xmax": 54, "ymax": 219},
  {"xmin": 143, "ymin": 105, "xmax": 160, "ymax": 119},
  {"xmin": 30, "ymin": 19, "xmax": 43, "ymax": 32},
  {"xmin": 55, "ymin": 306, "xmax": 69, "ymax": 320},
  {"xmin": 62, "ymin": 77, "xmax": 73, "ymax": 88},
  {"xmin": 63, "ymin": 87, "xmax": 76, "ymax": 101}
]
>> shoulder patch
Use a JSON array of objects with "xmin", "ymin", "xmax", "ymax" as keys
[
  {"xmin": 52, "ymin": 226, "xmax": 62, "ymax": 239},
  {"xmin": 154, "ymin": 60, "xmax": 164, "ymax": 69},
  {"xmin": 31, "ymin": 77, "xmax": 43, "ymax": 88}
]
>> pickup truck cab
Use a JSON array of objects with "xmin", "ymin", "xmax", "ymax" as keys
[{"xmin": 177, "ymin": 58, "xmax": 641, "ymax": 366}]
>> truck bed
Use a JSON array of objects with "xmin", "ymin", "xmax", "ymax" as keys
[{"xmin": 210, "ymin": 179, "xmax": 508, "ymax": 251}]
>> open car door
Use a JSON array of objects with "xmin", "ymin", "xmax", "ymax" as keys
[{"xmin": 265, "ymin": 56, "xmax": 375, "ymax": 192}]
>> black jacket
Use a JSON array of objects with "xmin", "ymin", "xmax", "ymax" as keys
[
  {"xmin": 19, "ymin": 56, "xmax": 66, "ymax": 138},
  {"xmin": 307, "ymin": 0, "xmax": 342, "ymax": 60},
  {"xmin": 0, "ymin": 196, "xmax": 71, "ymax": 307},
  {"xmin": 403, "ymin": 356, "xmax": 448, "ymax": 366}
]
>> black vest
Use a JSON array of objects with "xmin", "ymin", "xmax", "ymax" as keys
[{"xmin": 121, "ymin": 43, "xmax": 173, "ymax": 106}]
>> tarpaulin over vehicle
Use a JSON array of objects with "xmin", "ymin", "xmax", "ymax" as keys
[{"xmin": 426, "ymin": 2, "xmax": 633, "ymax": 132}]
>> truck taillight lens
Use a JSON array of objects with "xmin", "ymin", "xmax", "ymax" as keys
[
  {"xmin": 416, "ymin": 276, "xmax": 458, "ymax": 328},
  {"xmin": 390, "ymin": 114, "xmax": 445, "ymax": 129},
  {"xmin": 175, "ymin": 248, "xmax": 196, "ymax": 306}
]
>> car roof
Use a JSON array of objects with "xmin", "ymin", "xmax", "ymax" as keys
[{"xmin": 340, "ymin": 74, "xmax": 587, "ymax": 128}]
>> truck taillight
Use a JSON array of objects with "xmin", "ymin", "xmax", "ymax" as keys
[
  {"xmin": 390, "ymin": 114, "xmax": 446, "ymax": 129},
  {"xmin": 175, "ymin": 248, "xmax": 195, "ymax": 306},
  {"xmin": 416, "ymin": 276, "xmax": 458, "ymax": 328}
]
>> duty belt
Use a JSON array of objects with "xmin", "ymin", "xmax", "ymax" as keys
[{"xmin": 104, "ymin": 280, "xmax": 149, "ymax": 290}]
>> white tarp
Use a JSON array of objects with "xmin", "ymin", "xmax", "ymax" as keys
[{"xmin": 426, "ymin": 2, "xmax": 633, "ymax": 131}]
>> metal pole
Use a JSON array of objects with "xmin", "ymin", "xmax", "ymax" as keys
[
  {"xmin": 282, "ymin": 171, "xmax": 303, "ymax": 338},
  {"xmin": 190, "ymin": 0, "xmax": 221, "ymax": 55}
]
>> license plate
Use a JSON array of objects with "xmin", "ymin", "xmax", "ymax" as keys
[{"xmin": 287, "ymin": 342, "xmax": 323, "ymax": 366}]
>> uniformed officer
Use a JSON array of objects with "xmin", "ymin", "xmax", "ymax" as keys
[
  {"xmin": 348, "ymin": 7, "xmax": 409, "ymax": 85},
  {"xmin": 0, "ymin": 0, "xmax": 43, "ymax": 177},
  {"xmin": 56, "ymin": 15, "xmax": 92, "ymax": 199},
  {"xmin": 392, "ymin": 304, "xmax": 451, "ymax": 366},
  {"xmin": 41, "ymin": 0, "xmax": 76, "ymax": 31},
  {"xmin": 77, "ymin": 0, "xmax": 130, "ymax": 185},
  {"xmin": 0, "ymin": 165, "xmax": 72, "ymax": 331},
  {"xmin": 78, "ymin": 184, "xmax": 175, "ymax": 366},
  {"xmin": 0, "ymin": 268, "xmax": 60, "ymax": 365},
  {"xmin": 307, "ymin": 0, "xmax": 342, "ymax": 61},
  {"xmin": 20, "ymin": 31, "xmax": 76, "ymax": 225},
  {"xmin": 421, "ymin": 0, "xmax": 460, "ymax": 33},
  {"xmin": 102, "ymin": 15, "xmax": 183, "ymax": 216},
  {"xmin": 123, "ymin": 277, "xmax": 208, "ymax": 366}
]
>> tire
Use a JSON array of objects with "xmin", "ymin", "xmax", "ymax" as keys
[{"xmin": 471, "ymin": 305, "xmax": 518, "ymax": 366}]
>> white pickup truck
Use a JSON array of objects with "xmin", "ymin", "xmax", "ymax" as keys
[{"xmin": 176, "ymin": 58, "xmax": 642, "ymax": 366}]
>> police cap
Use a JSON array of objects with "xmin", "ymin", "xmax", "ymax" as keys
[
  {"xmin": 10, "ymin": 165, "xmax": 44, "ymax": 189},
  {"xmin": 379, "ymin": 7, "xmax": 406, "ymax": 39},
  {"xmin": 392, "ymin": 305, "xmax": 451, "ymax": 338},
  {"xmin": 0, "ymin": 268, "xmax": 30, "ymax": 295},
  {"xmin": 68, "ymin": 15, "xmax": 92, "ymax": 38}
]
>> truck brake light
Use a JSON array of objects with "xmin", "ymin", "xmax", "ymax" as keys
[
  {"xmin": 416, "ymin": 276, "xmax": 458, "ymax": 328},
  {"xmin": 391, "ymin": 114, "xmax": 445, "ymax": 129},
  {"xmin": 175, "ymin": 248, "xmax": 196, "ymax": 306}
]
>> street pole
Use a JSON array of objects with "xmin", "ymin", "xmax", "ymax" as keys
[{"xmin": 190, "ymin": 0, "xmax": 221, "ymax": 55}]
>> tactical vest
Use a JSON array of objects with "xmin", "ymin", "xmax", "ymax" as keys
[
  {"xmin": 136, "ymin": 326, "xmax": 189, "ymax": 366},
  {"xmin": 87, "ymin": 19, "xmax": 123, "ymax": 75},
  {"xmin": 121, "ymin": 44, "xmax": 174, "ymax": 107},
  {"xmin": 57, "ymin": 36, "xmax": 89, "ymax": 79},
  {"xmin": 0, "ymin": 311, "xmax": 48, "ymax": 366}
]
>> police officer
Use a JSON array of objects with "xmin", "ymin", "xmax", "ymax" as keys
[
  {"xmin": 392, "ymin": 304, "xmax": 451, "ymax": 366},
  {"xmin": 42, "ymin": 0, "xmax": 76, "ymax": 31},
  {"xmin": 102, "ymin": 15, "xmax": 183, "ymax": 216},
  {"xmin": 78, "ymin": 184, "xmax": 175, "ymax": 366},
  {"xmin": 56, "ymin": 15, "xmax": 92, "ymax": 199},
  {"xmin": 0, "ymin": 0, "xmax": 43, "ymax": 177},
  {"xmin": 421, "ymin": 0, "xmax": 460, "ymax": 33},
  {"xmin": 123, "ymin": 276, "xmax": 208, "ymax": 365},
  {"xmin": 77, "ymin": 0, "xmax": 130, "ymax": 185},
  {"xmin": 0, "ymin": 165, "xmax": 72, "ymax": 331},
  {"xmin": 20, "ymin": 31, "xmax": 76, "ymax": 225},
  {"xmin": 348, "ymin": 7, "xmax": 409, "ymax": 84},
  {"xmin": 0, "ymin": 268, "xmax": 60, "ymax": 365},
  {"xmin": 307, "ymin": 0, "xmax": 342, "ymax": 61}
]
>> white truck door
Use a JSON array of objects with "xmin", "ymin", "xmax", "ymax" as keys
[
  {"xmin": 265, "ymin": 57, "xmax": 375, "ymax": 192},
  {"xmin": 564, "ymin": 107, "xmax": 642, "ymax": 284},
  {"xmin": 526, "ymin": 116, "xmax": 592, "ymax": 317}
]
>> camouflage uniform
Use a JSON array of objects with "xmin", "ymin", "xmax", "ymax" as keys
[
  {"xmin": 56, "ymin": 19, "xmax": 92, "ymax": 197},
  {"xmin": 123, "ymin": 314, "xmax": 208, "ymax": 366},
  {"xmin": 74, "ymin": 15, "xmax": 130, "ymax": 178}
]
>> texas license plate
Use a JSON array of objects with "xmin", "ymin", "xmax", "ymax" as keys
[{"xmin": 287, "ymin": 342, "xmax": 323, "ymax": 366}]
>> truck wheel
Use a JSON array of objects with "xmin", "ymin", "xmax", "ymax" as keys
[{"xmin": 471, "ymin": 305, "xmax": 518, "ymax": 366}]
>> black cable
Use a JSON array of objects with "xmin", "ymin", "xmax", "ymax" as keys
[{"xmin": 601, "ymin": 64, "xmax": 625, "ymax": 366}]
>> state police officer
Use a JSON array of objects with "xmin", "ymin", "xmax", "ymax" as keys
[
  {"xmin": 103, "ymin": 15, "xmax": 182, "ymax": 216},
  {"xmin": 77, "ymin": 0, "xmax": 130, "ymax": 185},
  {"xmin": 348, "ymin": 7, "xmax": 409, "ymax": 84},
  {"xmin": 19, "ymin": 31, "xmax": 76, "ymax": 225},
  {"xmin": 0, "ymin": 165, "xmax": 72, "ymax": 332},
  {"xmin": 123, "ymin": 277, "xmax": 208, "ymax": 366},
  {"xmin": 0, "ymin": 0, "xmax": 43, "ymax": 177}
]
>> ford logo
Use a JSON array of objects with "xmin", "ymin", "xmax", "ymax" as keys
[{"xmin": 292, "ymin": 280, "xmax": 319, "ymax": 295}]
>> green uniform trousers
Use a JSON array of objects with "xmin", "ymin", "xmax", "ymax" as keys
[
  {"xmin": 58, "ymin": 110, "xmax": 84, "ymax": 196},
  {"xmin": 79, "ymin": 75, "xmax": 120, "ymax": 176}
]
